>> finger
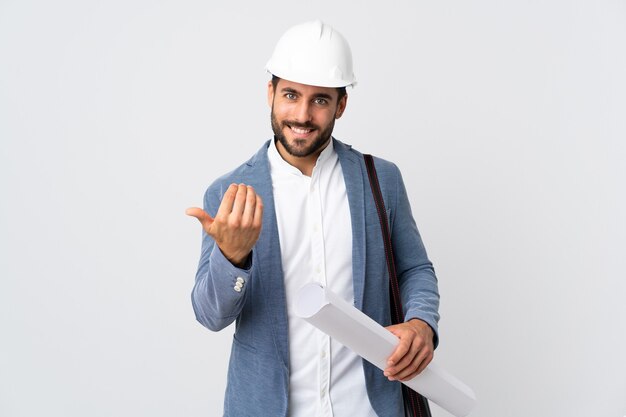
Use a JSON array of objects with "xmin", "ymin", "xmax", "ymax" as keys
[
  {"xmin": 216, "ymin": 184, "xmax": 239, "ymax": 218},
  {"xmin": 253, "ymin": 194, "xmax": 264, "ymax": 228},
  {"xmin": 230, "ymin": 183, "xmax": 248, "ymax": 219},
  {"xmin": 241, "ymin": 186, "xmax": 257, "ymax": 227},
  {"xmin": 389, "ymin": 348, "xmax": 423, "ymax": 381},
  {"xmin": 186, "ymin": 207, "xmax": 215, "ymax": 236},
  {"xmin": 385, "ymin": 340, "xmax": 420, "ymax": 379},
  {"xmin": 398, "ymin": 350, "xmax": 433, "ymax": 382},
  {"xmin": 385, "ymin": 327, "xmax": 410, "ymax": 367},
  {"xmin": 185, "ymin": 207, "xmax": 214, "ymax": 225},
  {"xmin": 415, "ymin": 351, "xmax": 434, "ymax": 375}
]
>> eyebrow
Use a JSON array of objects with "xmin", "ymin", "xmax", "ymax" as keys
[
  {"xmin": 281, "ymin": 87, "xmax": 334, "ymax": 101},
  {"xmin": 313, "ymin": 92, "xmax": 333, "ymax": 100},
  {"xmin": 281, "ymin": 87, "xmax": 300, "ymax": 95}
]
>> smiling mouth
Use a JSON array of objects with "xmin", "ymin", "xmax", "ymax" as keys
[
  {"xmin": 285, "ymin": 122, "xmax": 316, "ymax": 136},
  {"xmin": 290, "ymin": 126, "xmax": 313, "ymax": 134}
]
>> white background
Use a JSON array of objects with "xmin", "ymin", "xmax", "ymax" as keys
[{"xmin": 1, "ymin": 1, "xmax": 625, "ymax": 416}]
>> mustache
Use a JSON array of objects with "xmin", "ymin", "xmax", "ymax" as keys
[{"xmin": 283, "ymin": 121, "xmax": 318, "ymax": 130}]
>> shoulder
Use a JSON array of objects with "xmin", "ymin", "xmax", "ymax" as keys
[
  {"xmin": 335, "ymin": 138, "xmax": 401, "ymax": 183},
  {"xmin": 370, "ymin": 155, "xmax": 401, "ymax": 182},
  {"xmin": 203, "ymin": 140, "xmax": 271, "ymax": 202}
]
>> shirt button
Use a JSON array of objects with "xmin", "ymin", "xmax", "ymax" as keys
[{"xmin": 321, "ymin": 351, "xmax": 326, "ymax": 358}]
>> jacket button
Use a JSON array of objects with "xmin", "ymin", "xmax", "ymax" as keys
[{"xmin": 234, "ymin": 286, "xmax": 242, "ymax": 292}]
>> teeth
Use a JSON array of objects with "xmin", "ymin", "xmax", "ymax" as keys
[{"xmin": 291, "ymin": 126, "xmax": 311, "ymax": 134}]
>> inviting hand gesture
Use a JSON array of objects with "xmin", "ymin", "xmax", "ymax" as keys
[{"xmin": 186, "ymin": 183, "xmax": 263, "ymax": 268}]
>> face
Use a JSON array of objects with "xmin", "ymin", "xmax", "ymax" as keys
[{"xmin": 268, "ymin": 79, "xmax": 347, "ymax": 159}]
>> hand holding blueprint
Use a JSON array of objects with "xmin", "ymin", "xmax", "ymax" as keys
[{"xmin": 294, "ymin": 283, "xmax": 476, "ymax": 417}]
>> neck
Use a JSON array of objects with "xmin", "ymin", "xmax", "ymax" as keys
[{"xmin": 275, "ymin": 138, "xmax": 330, "ymax": 177}]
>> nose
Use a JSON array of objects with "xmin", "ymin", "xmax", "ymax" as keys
[{"xmin": 294, "ymin": 100, "xmax": 313, "ymax": 123}]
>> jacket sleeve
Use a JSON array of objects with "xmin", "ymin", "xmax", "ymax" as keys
[
  {"xmin": 191, "ymin": 181, "xmax": 253, "ymax": 331},
  {"xmin": 389, "ymin": 164, "xmax": 441, "ymax": 348}
]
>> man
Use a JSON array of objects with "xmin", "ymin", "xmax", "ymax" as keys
[{"xmin": 187, "ymin": 20, "xmax": 440, "ymax": 417}]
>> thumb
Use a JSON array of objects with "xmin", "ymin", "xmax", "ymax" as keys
[
  {"xmin": 385, "ymin": 324, "xmax": 401, "ymax": 334},
  {"xmin": 185, "ymin": 207, "xmax": 214, "ymax": 228}
]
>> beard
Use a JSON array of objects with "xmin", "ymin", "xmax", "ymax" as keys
[{"xmin": 271, "ymin": 110, "xmax": 335, "ymax": 158}]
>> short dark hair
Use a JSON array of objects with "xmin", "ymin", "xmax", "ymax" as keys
[{"xmin": 271, "ymin": 75, "xmax": 347, "ymax": 103}]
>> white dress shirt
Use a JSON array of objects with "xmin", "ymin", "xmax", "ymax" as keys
[{"xmin": 268, "ymin": 138, "xmax": 378, "ymax": 417}]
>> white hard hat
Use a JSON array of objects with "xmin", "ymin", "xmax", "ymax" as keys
[{"xmin": 265, "ymin": 20, "xmax": 357, "ymax": 88}]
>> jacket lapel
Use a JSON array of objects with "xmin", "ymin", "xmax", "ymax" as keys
[{"xmin": 334, "ymin": 139, "xmax": 367, "ymax": 311}]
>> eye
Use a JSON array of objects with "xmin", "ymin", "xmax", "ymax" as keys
[
  {"xmin": 285, "ymin": 93, "xmax": 297, "ymax": 100},
  {"xmin": 314, "ymin": 98, "xmax": 328, "ymax": 105}
]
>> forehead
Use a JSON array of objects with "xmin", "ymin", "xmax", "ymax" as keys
[{"xmin": 275, "ymin": 78, "xmax": 338, "ymax": 99}]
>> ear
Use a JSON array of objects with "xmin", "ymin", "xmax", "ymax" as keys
[
  {"xmin": 335, "ymin": 94, "xmax": 348, "ymax": 119},
  {"xmin": 267, "ymin": 81, "xmax": 275, "ymax": 108}
]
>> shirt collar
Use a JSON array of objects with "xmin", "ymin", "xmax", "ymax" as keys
[{"xmin": 268, "ymin": 137, "xmax": 336, "ymax": 177}]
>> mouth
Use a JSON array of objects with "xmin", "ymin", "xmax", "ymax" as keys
[
  {"xmin": 286, "ymin": 123, "xmax": 316, "ymax": 138},
  {"xmin": 290, "ymin": 126, "xmax": 313, "ymax": 134}
]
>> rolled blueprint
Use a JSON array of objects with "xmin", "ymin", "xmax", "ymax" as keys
[{"xmin": 294, "ymin": 283, "xmax": 476, "ymax": 417}]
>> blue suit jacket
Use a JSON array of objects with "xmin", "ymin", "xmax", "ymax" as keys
[{"xmin": 192, "ymin": 139, "xmax": 440, "ymax": 417}]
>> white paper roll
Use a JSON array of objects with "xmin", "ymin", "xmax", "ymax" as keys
[{"xmin": 294, "ymin": 283, "xmax": 476, "ymax": 417}]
